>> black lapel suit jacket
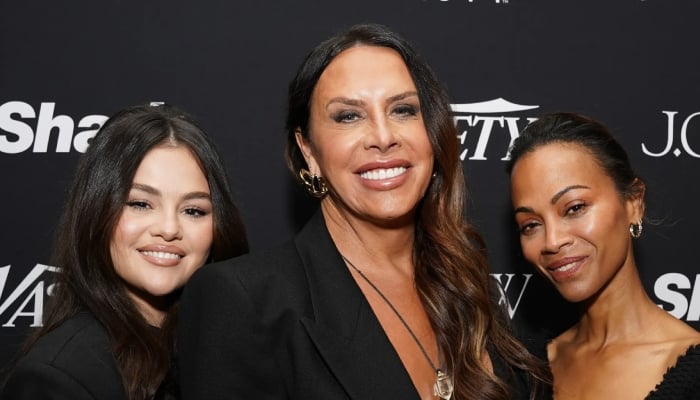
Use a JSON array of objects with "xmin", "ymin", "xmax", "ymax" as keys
[
  {"xmin": 177, "ymin": 210, "xmax": 421, "ymax": 399},
  {"xmin": 0, "ymin": 312, "xmax": 127, "ymax": 400}
]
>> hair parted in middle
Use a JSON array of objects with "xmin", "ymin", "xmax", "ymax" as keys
[
  {"xmin": 34, "ymin": 104, "xmax": 249, "ymax": 399},
  {"xmin": 284, "ymin": 23, "xmax": 549, "ymax": 400}
]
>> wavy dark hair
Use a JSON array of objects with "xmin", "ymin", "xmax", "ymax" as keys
[
  {"xmin": 26, "ymin": 104, "xmax": 249, "ymax": 399},
  {"xmin": 285, "ymin": 23, "xmax": 548, "ymax": 400},
  {"xmin": 506, "ymin": 112, "xmax": 644, "ymax": 201}
]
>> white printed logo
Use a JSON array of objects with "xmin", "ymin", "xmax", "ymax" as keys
[
  {"xmin": 491, "ymin": 273, "xmax": 533, "ymax": 319},
  {"xmin": 655, "ymin": 273, "xmax": 700, "ymax": 321},
  {"xmin": 451, "ymin": 98, "xmax": 539, "ymax": 161},
  {"xmin": 0, "ymin": 101, "xmax": 107, "ymax": 154},
  {"xmin": 0, "ymin": 264, "xmax": 58, "ymax": 327},
  {"xmin": 642, "ymin": 111, "xmax": 700, "ymax": 158}
]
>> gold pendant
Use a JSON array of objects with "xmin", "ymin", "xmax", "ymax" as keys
[{"xmin": 434, "ymin": 369, "xmax": 453, "ymax": 400}]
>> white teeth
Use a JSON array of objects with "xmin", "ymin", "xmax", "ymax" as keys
[
  {"xmin": 360, "ymin": 167, "xmax": 407, "ymax": 180},
  {"xmin": 555, "ymin": 262, "xmax": 576, "ymax": 272},
  {"xmin": 141, "ymin": 251, "xmax": 181, "ymax": 259}
]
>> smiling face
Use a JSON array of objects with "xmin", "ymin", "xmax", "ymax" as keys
[
  {"xmin": 297, "ymin": 45, "xmax": 434, "ymax": 227},
  {"xmin": 110, "ymin": 145, "xmax": 213, "ymax": 324},
  {"xmin": 510, "ymin": 142, "xmax": 643, "ymax": 303}
]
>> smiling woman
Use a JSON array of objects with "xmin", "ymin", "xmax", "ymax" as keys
[
  {"xmin": 177, "ymin": 23, "xmax": 549, "ymax": 400},
  {"xmin": 507, "ymin": 112, "xmax": 700, "ymax": 399},
  {"xmin": 0, "ymin": 104, "xmax": 248, "ymax": 400}
]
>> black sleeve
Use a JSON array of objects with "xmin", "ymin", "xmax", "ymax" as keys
[
  {"xmin": 177, "ymin": 262, "xmax": 285, "ymax": 400},
  {"xmin": 1, "ymin": 362, "xmax": 95, "ymax": 400}
]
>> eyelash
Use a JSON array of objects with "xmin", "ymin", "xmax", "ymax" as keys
[
  {"xmin": 393, "ymin": 104, "xmax": 419, "ymax": 117},
  {"xmin": 184, "ymin": 207, "xmax": 208, "ymax": 218},
  {"xmin": 332, "ymin": 110, "xmax": 361, "ymax": 123},
  {"xmin": 518, "ymin": 203, "xmax": 587, "ymax": 235},
  {"xmin": 126, "ymin": 200, "xmax": 150, "ymax": 210},
  {"xmin": 519, "ymin": 222, "xmax": 540, "ymax": 236},
  {"xmin": 126, "ymin": 201, "xmax": 209, "ymax": 218},
  {"xmin": 565, "ymin": 203, "xmax": 586, "ymax": 216}
]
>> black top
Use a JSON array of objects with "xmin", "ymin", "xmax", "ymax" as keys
[
  {"xmin": 535, "ymin": 339, "xmax": 700, "ymax": 399},
  {"xmin": 645, "ymin": 344, "xmax": 700, "ymax": 400},
  {"xmin": 177, "ymin": 210, "xmax": 535, "ymax": 399},
  {"xmin": 0, "ymin": 311, "xmax": 178, "ymax": 400},
  {"xmin": 0, "ymin": 312, "xmax": 127, "ymax": 400}
]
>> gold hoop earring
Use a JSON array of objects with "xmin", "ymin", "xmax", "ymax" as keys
[
  {"xmin": 629, "ymin": 220, "xmax": 643, "ymax": 239},
  {"xmin": 299, "ymin": 168, "xmax": 328, "ymax": 198}
]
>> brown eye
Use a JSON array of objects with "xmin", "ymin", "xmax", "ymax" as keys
[
  {"xmin": 393, "ymin": 104, "xmax": 418, "ymax": 117},
  {"xmin": 332, "ymin": 110, "xmax": 361, "ymax": 123},
  {"xmin": 565, "ymin": 203, "xmax": 586, "ymax": 215},
  {"xmin": 184, "ymin": 207, "xmax": 208, "ymax": 217},
  {"xmin": 126, "ymin": 200, "xmax": 150, "ymax": 210}
]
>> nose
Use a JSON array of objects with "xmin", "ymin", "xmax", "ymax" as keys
[
  {"xmin": 541, "ymin": 223, "xmax": 572, "ymax": 254},
  {"xmin": 365, "ymin": 116, "xmax": 399, "ymax": 152},
  {"xmin": 151, "ymin": 210, "xmax": 182, "ymax": 241}
]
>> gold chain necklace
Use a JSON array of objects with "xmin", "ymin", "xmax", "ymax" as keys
[{"xmin": 341, "ymin": 255, "xmax": 454, "ymax": 400}]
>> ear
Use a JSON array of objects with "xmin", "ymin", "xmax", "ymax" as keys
[
  {"xmin": 625, "ymin": 178, "xmax": 646, "ymax": 223},
  {"xmin": 295, "ymin": 129, "xmax": 320, "ymax": 175}
]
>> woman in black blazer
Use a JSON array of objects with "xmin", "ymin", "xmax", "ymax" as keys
[
  {"xmin": 0, "ymin": 104, "xmax": 248, "ymax": 400},
  {"xmin": 178, "ymin": 24, "xmax": 549, "ymax": 400}
]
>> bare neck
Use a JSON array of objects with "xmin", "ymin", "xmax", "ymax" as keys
[
  {"xmin": 571, "ymin": 261, "xmax": 666, "ymax": 347},
  {"xmin": 321, "ymin": 201, "xmax": 416, "ymax": 275}
]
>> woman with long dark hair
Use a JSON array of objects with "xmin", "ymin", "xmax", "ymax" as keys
[
  {"xmin": 0, "ymin": 104, "xmax": 248, "ymax": 400},
  {"xmin": 178, "ymin": 24, "xmax": 548, "ymax": 400}
]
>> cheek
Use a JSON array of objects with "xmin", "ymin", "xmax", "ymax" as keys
[
  {"xmin": 519, "ymin": 236, "xmax": 541, "ymax": 265},
  {"xmin": 113, "ymin": 213, "xmax": 146, "ymax": 243},
  {"xmin": 188, "ymin": 220, "xmax": 215, "ymax": 257}
]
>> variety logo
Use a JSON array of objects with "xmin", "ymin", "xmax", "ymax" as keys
[
  {"xmin": 642, "ymin": 111, "xmax": 700, "ymax": 158},
  {"xmin": 491, "ymin": 273, "xmax": 532, "ymax": 319},
  {"xmin": 0, "ymin": 101, "xmax": 108, "ymax": 154},
  {"xmin": 450, "ymin": 98, "xmax": 539, "ymax": 161},
  {"xmin": 655, "ymin": 273, "xmax": 700, "ymax": 321},
  {"xmin": 0, "ymin": 264, "xmax": 58, "ymax": 327}
]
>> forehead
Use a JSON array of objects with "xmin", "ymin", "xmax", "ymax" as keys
[
  {"xmin": 313, "ymin": 45, "xmax": 415, "ymax": 98},
  {"xmin": 510, "ymin": 142, "xmax": 613, "ymax": 198}
]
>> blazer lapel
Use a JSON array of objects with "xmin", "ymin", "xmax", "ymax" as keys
[{"xmin": 295, "ymin": 211, "xmax": 420, "ymax": 400}]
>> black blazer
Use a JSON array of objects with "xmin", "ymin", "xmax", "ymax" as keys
[
  {"xmin": 0, "ymin": 312, "xmax": 127, "ymax": 400},
  {"xmin": 178, "ymin": 211, "xmax": 531, "ymax": 399}
]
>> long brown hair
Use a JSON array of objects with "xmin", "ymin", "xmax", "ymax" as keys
[
  {"xmin": 25, "ymin": 104, "xmax": 249, "ymax": 399},
  {"xmin": 285, "ymin": 24, "xmax": 548, "ymax": 399}
]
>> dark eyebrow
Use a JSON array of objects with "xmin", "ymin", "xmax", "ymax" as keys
[
  {"xmin": 551, "ymin": 185, "xmax": 590, "ymax": 204},
  {"xmin": 183, "ymin": 191, "xmax": 211, "ymax": 201},
  {"xmin": 326, "ymin": 97, "xmax": 364, "ymax": 108},
  {"xmin": 513, "ymin": 185, "xmax": 590, "ymax": 216},
  {"xmin": 326, "ymin": 91, "xmax": 419, "ymax": 109},
  {"xmin": 132, "ymin": 183, "xmax": 160, "ymax": 196},
  {"xmin": 513, "ymin": 206, "xmax": 534, "ymax": 215},
  {"xmin": 131, "ymin": 184, "xmax": 211, "ymax": 202},
  {"xmin": 386, "ymin": 91, "xmax": 419, "ymax": 103}
]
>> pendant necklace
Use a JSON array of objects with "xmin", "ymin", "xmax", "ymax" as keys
[{"xmin": 341, "ymin": 255, "xmax": 454, "ymax": 400}]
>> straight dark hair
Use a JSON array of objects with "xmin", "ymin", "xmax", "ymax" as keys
[
  {"xmin": 506, "ymin": 112, "xmax": 644, "ymax": 201},
  {"xmin": 286, "ymin": 23, "xmax": 548, "ymax": 400},
  {"xmin": 24, "ymin": 104, "xmax": 248, "ymax": 399}
]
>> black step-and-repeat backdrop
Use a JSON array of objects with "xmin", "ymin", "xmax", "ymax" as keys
[{"xmin": 1, "ymin": 0, "xmax": 699, "ymax": 365}]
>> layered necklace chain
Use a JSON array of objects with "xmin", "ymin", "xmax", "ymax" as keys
[{"xmin": 341, "ymin": 255, "xmax": 454, "ymax": 400}]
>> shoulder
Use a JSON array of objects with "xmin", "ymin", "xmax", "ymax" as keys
[
  {"xmin": 188, "ymin": 241, "xmax": 304, "ymax": 293},
  {"xmin": 2, "ymin": 313, "xmax": 126, "ymax": 399},
  {"xmin": 18, "ymin": 313, "xmax": 112, "ymax": 368},
  {"xmin": 646, "ymin": 343, "xmax": 700, "ymax": 399}
]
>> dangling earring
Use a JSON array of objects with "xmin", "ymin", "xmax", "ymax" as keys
[
  {"xmin": 299, "ymin": 168, "xmax": 328, "ymax": 198},
  {"xmin": 629, "ymin": 220, "xmax": 643, "ymax": 238}
]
